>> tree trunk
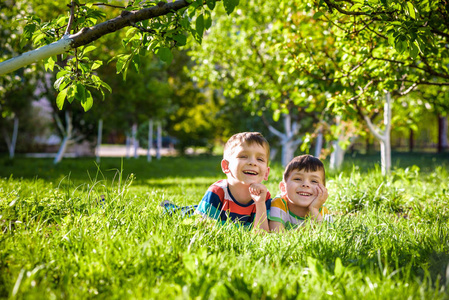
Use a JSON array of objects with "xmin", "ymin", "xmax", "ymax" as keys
[
  {"xmin": 380, "ymin": 135, "xmax": 391, "ymax": 175},
  {"xmin": 156, "ymin": 121, "xmax": 162, "ymax": 160},
  {"xmin": 409, "ymin": 128, "xmax": 414, "ymax": 153},
  {"xmin": 2, "ymin": 116, "xmax": 19, "ymax": 159},
  {"xmin": 125, "ymin": 135, "xmax": 131, "ymax": 159},
  {"xmin": 132, "ymin": 123, "xmax": 138, "ymax": 159},
  {"xmin": 266, "ymin": 113, "xmax": 302, "ymax": 166},
  {"xmin": 329, "ymin": 116, "xmax": 345, "ymax": 171},
  {"xmin": 314, "ymin": 129, "xmax": 323, "ymax": 158},
  {"xmin": 363, "ymin": 91, "xmax": 392, "ymax": 175},
  {"xmin": 330, "ymin": 141, "xmax": 345, "ymax": 171},
  {"xmin": 54, "ymin": 111, "xmax": 73, "ymax": 164},
  {"xmin": 438, "ymin": 115, "xmax": 448, "ymax": 153},
  {"xmin": 147, "ymin": 118, "xmax": 153, "ymax": 162}
]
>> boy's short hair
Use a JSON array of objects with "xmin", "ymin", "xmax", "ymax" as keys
[
  {"xmin": 283, "ymin": 155, "xmax": 326, "ymax": 185},
  {"xmin": 223, "ymin": 132, "xmax": 270, "ymax": 160}
]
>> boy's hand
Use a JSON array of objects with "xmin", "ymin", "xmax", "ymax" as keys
[
  {"xmin": 250, "ymin": 183, "xmax": 269, "ymax": 233},
  {"xmin": 249, "ymin": 183, "xmax": 268, "ymax": 203},
  {"xmin": 308, "ymin": 183, "xmax": 328, "ymax": 221}
]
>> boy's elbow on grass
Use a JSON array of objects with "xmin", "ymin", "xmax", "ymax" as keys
[{"xmin": 269, "ymin": 221, "xmax": 285, "ymax": 233}]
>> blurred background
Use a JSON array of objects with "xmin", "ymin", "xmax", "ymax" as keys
[{"xmin": 1, "ymin": 0, "xmax": 448, "ymax": 170}]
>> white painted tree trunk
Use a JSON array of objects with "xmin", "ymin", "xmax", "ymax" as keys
[
  {"xmin": 125, "ymin": 135, "xmax": 131, "ymax": 159},
  {"xmin": 364, "ymin": 91, "xmax": 392, "ymax": 175},
  {"xmin": 96, "ymin": 119, "xmax": 103, "ymax": 163},
  {"xmin": 54, "ymin": 111, "xmax": 73, "ymax": 164},
  {"xmin": 330, "ymin": 116, "xmax": 346, "ymax": 171},
  {"xmin": 132, "ymin": 123, "xmax": 138, "ymax": 159},
  {"xmin": 2, "ymin": 116, "xmax": 19, "ymax": 159},
  {"xmin": 266, "ymin": 113, "xmax": 302, "ymax": 166},
  {"xmin": 147, "ymin": 119, "xmax": 153, "ymax": 162},
  {"xmin": 314, "ymin": 129, "xmax": 323, "ymax": 158},
  {"xmin": 156, "ymin": 121, "xmax": 162, "ymax": 160}
]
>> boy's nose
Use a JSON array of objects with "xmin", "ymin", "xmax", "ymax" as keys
[{"xmin": 248, "ymin": 157, "xmax": 257, "ymax": 165}]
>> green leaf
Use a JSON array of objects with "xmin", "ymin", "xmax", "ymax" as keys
[
  {"xmin": 23, "ymin": 23, "xmax": 36, "ymax": 40},
  {"xmin": 54, "ymin": 75, "xmax": 67, "ymax": 91},
  {"xmin": 116, "ymin": 54, "xmax": 131, "ymax": 74},
  {"xmin": 100, "ymin": 81, "xmax": 112, "ymax": 94},
  {"xmin": 156, "ymin": 47, "xmax": 173, "ymax": 64},
  {"xmin": 173, "ymin": 34, "xmax": 187, "ymax": 46},
  {"xmin": 313, "ymin": 12, "xmax": 324, "ymax": 19},
  {"xmin": 223, "ymin": 0, "xmax": 239, "ymax": 15},
  {"xmin": 196, "ymin": 14, "xmax": 205, "ymax": 38},
  {"xmin": 206, "ymin": 0, "xmax": 216, "ymax": 10},
  {"xmin": 204, "ymin": 10, "xmax": 212, "ymax": 30},
  {"xmin": 131, "ymin": 55, "xmax": 140, "ymax": 72},
  {"xmin": 409, "ymin": 42, "xmax": 419, "ymax": 58},
  {"xmin": 81, "ymin": 90, "xmax": 93, "ymax": 111},
  {"xmin": 67, "ymin": 85, "xmax": 76, "ymax": 104},
  {"xmin": 189, "ymin": 27, "xmax": 202, "ymax": 44},
  {"xmin": 82, "ymin": 45, "xmax": 96, "ymax": 56},
  {"xmin": 56, "ymin": 87, "xmax": 68, "ymax": 110},
  {"xmin": 75, "ymin": 83, "xmax": 86, "ymax": 102},
  {"xmin": 406, "ymin": 2, "xmax": 416, "ymax": 19},
  {"xmin": 44, "ymin": 56, "xmax": 55, "ymax": 72},
  {"xmin": 180, "ymin": 15, "xmax": 190, "ymax": 29},
  {"xmin": 92, "ymin": 60, "xmax": 103, "ymax": 70}
]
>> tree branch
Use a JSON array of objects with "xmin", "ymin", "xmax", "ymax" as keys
[
  {"xmin": 65, "ymin": 1, "xmax": 76, "ymax": 35},
  {"xmin": 0, "ymin": 0, "xmax": 192, "ymax": 75}
]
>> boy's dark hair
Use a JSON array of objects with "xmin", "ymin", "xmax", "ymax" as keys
[
  {"xmin": 224, "ymin": 132, "xmax": 270, "ymax": 160},
  {"xmin": 283, "ymin": 155, "xmax": 326, "ymax": 185}
]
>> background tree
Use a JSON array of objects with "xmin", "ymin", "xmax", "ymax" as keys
[
  {"xmin": 190, "ymin": 0, "xmax": 331, "ymax": 165},
  {"xmin": 271, "ymin": 0, "xmax": 449, "ymax": 173}
]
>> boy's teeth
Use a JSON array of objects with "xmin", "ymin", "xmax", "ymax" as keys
[{"xmin": 244, "ymin": 171, "xmax": 257, "ymax": 175}]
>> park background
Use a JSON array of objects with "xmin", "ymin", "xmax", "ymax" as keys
[{"xmin": 1, "ymin": 0, "xmax": 449, "ymax": 299}]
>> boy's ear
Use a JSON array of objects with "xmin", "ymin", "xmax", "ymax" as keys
[
  {"xmin": 264, "ymin": 167, "xmax": 270, "ymax": 181},
  {"xmin": 221, "ymin": 159, "xmax": 230, "ymax": 174},
  {"xmin": 279, "ymin": 181, "xmax": 287, "ymax": 195}
]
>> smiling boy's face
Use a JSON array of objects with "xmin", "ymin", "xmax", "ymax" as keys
[
  {"xmin": 280, "ymin": 168, "xmax": 325, "ymax": 208},
  {"xmin": 221, "ymin": 142, "xmax": 270, "ymax": 186}
]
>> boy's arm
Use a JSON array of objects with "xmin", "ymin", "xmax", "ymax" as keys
[
  {"xmin": 269, "ymin": 220, "xmax": 285, "ymax": 233},
  {"xmin": 308, "ymin": 183, "xmax": 328, "ymax": 222},
  {"xmin": 249, "ymin": 183, "xmax": 270, "ymax": 233}
]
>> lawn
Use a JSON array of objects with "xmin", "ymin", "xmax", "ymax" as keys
[{"xmin": 0, "ymin": 152, "xmax": 448, "ymax": 299}]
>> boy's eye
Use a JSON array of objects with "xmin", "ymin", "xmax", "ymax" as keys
[{"xmin": 257, "ymin": 158, "xmax": 265, "ymax": 162}]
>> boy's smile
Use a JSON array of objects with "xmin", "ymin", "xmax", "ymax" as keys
[{"xmin": 221, "ymin": 142, "xmax": 270, "ymax": 186}]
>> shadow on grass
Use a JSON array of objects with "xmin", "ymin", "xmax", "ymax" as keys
[
  {"xmin": 0, "ymin": 155, "xmax": 223, "ymax": 184},
  {"xmin": 1, "ymin": 151, "xmax": 448, "ymax": 185}
]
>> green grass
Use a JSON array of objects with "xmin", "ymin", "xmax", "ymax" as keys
[{"xmin": 0, "ymin": 153, "xmax": 448, "ymax": 299}]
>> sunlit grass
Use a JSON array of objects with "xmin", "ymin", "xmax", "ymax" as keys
[{"xmin": 0, "ymin": 153, "xmax": 448, "ymax": 299}]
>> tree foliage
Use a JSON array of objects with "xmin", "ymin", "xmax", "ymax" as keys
[{"xmin": 0, "ymin": 0, "xmax": 242, "ymax": 111}]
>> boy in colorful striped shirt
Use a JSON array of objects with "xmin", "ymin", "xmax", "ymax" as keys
[
  {"xmin": 268, "ymin": 155, "xmax": 332, "ymax": 232},
  {"xmin": 195, "ymin": 132, "xmax": 272, "ymax": 232}
]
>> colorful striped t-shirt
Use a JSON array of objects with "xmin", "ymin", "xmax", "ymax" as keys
[
  {"xmin": 196, "ymin": 179, "xmax": 272, "ymax": 228},
  {"xmin": 268, "ymin": 195, "xmax": 332, "ymax": 230}
]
